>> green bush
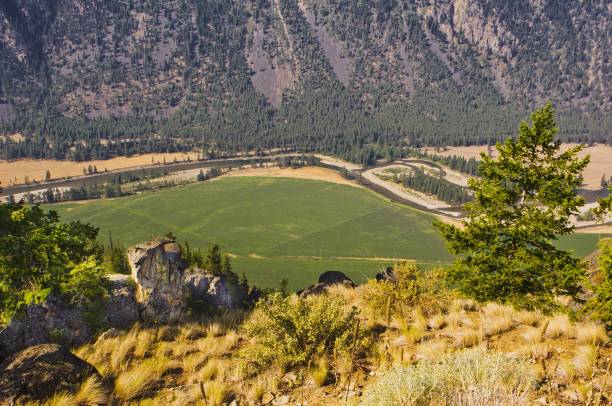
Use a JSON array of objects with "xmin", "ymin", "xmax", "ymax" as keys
[
  {"xmin": 360, "ymin": 347, "xmax": 536, "ymax": 405},
  {"xmin": 0, "ymin": 202, "xmax": 101, "ymax": 324},
  {"xmin": 584, "ymin": 238, "xmax": 612, "ymax": 329},
  {"xmin": 361, "ymin": 262, "xmax": 448, "ymax": 321},
  {"xmin": 241, "ymin": 293, "xmax": 359, "ymax": 371}
]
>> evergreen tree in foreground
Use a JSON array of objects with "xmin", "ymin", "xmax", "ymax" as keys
[{"xmin": 435, "ymin": 104, "xmax": 589, "ymax": 309}]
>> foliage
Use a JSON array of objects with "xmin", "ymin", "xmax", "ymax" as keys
[
  {"xmin": 102, "ymin": 242, "xmax": 130, "ymax": 274},
  {"xmin": 399, "ymin": 168, "xmax": 472, "ymax": 204},
  {"xmin": 241, "ymin": 293, "xmax": 359, "ymax": 370},
  {"xmin": 0, "ymin": 202, "xmax": 101, "ymax": 324},
  {"xmin": 583, "ymin": 238, "xmax": 612, "ymax": 329},
  {"xmin": 435, "ymin": 104, "xmax": 589, "ymax": 309},
  {"xmin": 360, "ymin": 347, "xmax": 536, "ymax": 405},
  {"xmin": 361, "ymin": 262, "xmax": 448, "ymax": 320}
]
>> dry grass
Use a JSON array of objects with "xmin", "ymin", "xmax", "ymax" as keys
[
  {"xmin": 452, "ymin": 329, "xmax": 482, "ymax": 349},
  {"xmin": 0, "ymin": 152, "xmax": 200, "ymax": 186},
  {"xmin": 427, "ymin": 314, "xmax": 447, "ymax": 330},
  {"xmin": 36, "ymin": 376, "xmax": 106, "ymax": 406},
  {"xmin": 545, "ymin": 314, "xmax": 573, "ymax": 339},
  {"xmin": 575, "ymin": 322, "xmax": 608, "ymax": 346},
  {"xmin": 572, "ymin": 345, "xmax": 597, "ymax": 377},
  {"xmin": 521, "ymin": 326, "xmax": 544, "ymax": 345},
  {"xmin": 514, "ymin": 310, "xmax": 543, "ymax": 327},
  {"xmin": 203, "ymin": 379, "xmax": 231, "ymax": 405},
  {"xmin": 199, "ymin": 359, "xmax": 224, "ymax": 382},
  {"xmin": 481, "ymin": 303, "xmax": 514, "ymax": 337},
  {"xmin": 310, "ymin": 358, "xmax": 330, "ymax": 387},
  {"xmin": 415, "ymin": 340, "xmax": 448, "ymax": 361},
  {"xmin": 114, "ymin": 362, "xmax": 158, "ymax": 401}
]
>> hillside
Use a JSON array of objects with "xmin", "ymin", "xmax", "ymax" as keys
[{"xmin": 1, "ymin": 0, "xmax": 610, "ymax": 162}]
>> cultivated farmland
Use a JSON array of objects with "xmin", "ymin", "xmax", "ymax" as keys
[
  {"xmin": 52, "ymin": 177, "xmax": 451, "ymax": 289},
  {"xmin": 52, "ymin": 177, "xmax": 607, "ymax": 290}
]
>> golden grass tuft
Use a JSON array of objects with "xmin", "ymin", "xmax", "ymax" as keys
[
  {"xmin": 480, "ymin": 303, "xmax": 514, "ymax": 337},
  {"xmin": 514, "ymin": 310, "xmax": 543, "ymax": 327},
  {"xmin": 199, "ymin": 359, "xmax": 223, "ymax": 382},
  {"xmin": 110, "ymin": 331, "xmax": 137, "ymax": 371},
  {"xmin": 575, "ymin": 322, "xmax": 608, "ymax": 346},
  {"xmin": 415, "ymin": 339, "xmax": 448, "ymax": 361},
  {"xmin": 571, "ymin": 345, "xmax": 597, "ymax": 377},
  {"xmin": 134, "ymin": 329, "xmax": 155, "ymax": 358},
  {"xmin": 521, "ymin": 326, "xmax": 544, "ymax": 345},
  {"xmin": 203, "ymin": 379, "xmax": 231, "ymax": 405},
  {"xmin": 452, "ymin": 329, "xmax": 482, "ymax": 349},
  {"xmin": 114, "ymin": 363, "xmax": 158, "ymax": 401},
  {"xmin": 310, "ymin": 357, "xmax": 330, "ymax": 387},
  {"xmin": 207, "ymin": 323, "xmax": 225, "ymax": 338},
  {"xmin": 427, "ymin": 314, "xmax": 447, "ymax": 330},
  {"xmin": 451, "ymin": 298, "xmax": 478, "ymax": 312},
  {"xmin": 73, "ymin": 376, "xmax": 107, "ymax": 405},
  {"xmin": 183, "ymin": 352, "xmax": 210, "ymax": 376},
  {"xmin": 544, "ymin": 314, "xmax": 572, "ymax": 339}
]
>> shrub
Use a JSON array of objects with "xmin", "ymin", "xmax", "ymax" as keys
[
  {"xmin": 0, "ymin": 203, "xmax": 100, "ymax": 324},
  {"xmin": 361, "ymin": 262, "xmax": 447, "ymax": 321},
  {"xmin": 360, "ymin": 347, "xmax": 536, "ymax": 405},
  {"xmin": 241, "ymin": 293, "xmax": 358, "ymax": 370},
  {"xmin": 583, "ymin": 238, "xmax": 612, "ymax": 329}
]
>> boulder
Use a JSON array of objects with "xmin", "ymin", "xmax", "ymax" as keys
[
  {"xmin": 0, "ymin": 344, "xmax": 102, "ymax": 404},
  {"xmin": 184, "ymin": 270, "xmax": 245, "ymax": 309},
  {"xmin": 299, "ymin": 271, "xmax": 356, "ymax": 297},
  {"xmin": 105, "ymin": 274, "xmax": 139, "ymax": 329},
  {"xmin": 0, "ymin": 296, "xmax": 91, "ymax": 360},
  {"xmin": 128, "ymin": 238, "xmax": 187, "ymax": 323},
  {"xmin": 375, "ymin": 266, "xmax": 397, "ymax": 283}
]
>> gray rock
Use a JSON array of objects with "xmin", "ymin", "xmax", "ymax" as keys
[
  {"xmin": 128, "ymin": 238, "xmax": 188, "ymax": 323},
  {"xmin": 0, "ymin": 296, "xmax": 91, "ymax": 360},
  {"xmin": 105, "ymin": 274, "xmax": 139, "ymax": 329},
  {"xmin": 0, "ymin": 344, "xmax": 102, "ymax": 404},
  {"xmin": 299, "ymin": 271, "xmax": 355, "ymax": 297},
  {"xmin": 375, "ymin": 266, "xmax": 397, "ymax": 283},
  {"xmin": 184, "ymin": 271, "xmax": 244, "ymax": 309}
]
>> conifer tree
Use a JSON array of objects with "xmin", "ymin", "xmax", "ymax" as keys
[{"xmin": 435, "ymin": 104, "xmax": 589, "ymax": 308}]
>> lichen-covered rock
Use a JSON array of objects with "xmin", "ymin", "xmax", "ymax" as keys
[
  {"xmin": 128, "ymin": 238, "xmax": 187, "ymax": 323},
  {"xmin": 0, "ymin": 344, "xmax": 101, "ymax": 404},
  {"xmin": 105, "ymin": 274, "xmax": 139, "ymax": 329},
  {"xmin": 184, "ymin": 270, "xmax": 245, "ymax": 309},
  {"xmin": 0, "ymin": 296, "xmax": 91, "ymax": 360},
  {"xmin": 299, "ymin": 271, "xmax": 356, "ymax": 297}
]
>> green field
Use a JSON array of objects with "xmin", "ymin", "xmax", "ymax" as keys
[
  {"xmin": 52, "ymin": 177, "xmax": 452, "ymax": 289},
  {"xmin": 51, "ymin": 177, "xmax": 608, "ymax": 290}
]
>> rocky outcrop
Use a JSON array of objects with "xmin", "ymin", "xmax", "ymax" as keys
[
  {"xmin": 0, "ymin": 344, "xmax": 102, "ymax": 404},
  {"xmin": 299, "ymin": 271, "xmax": 356, "ymax": 297},
  {"xmin": 0, "ymin": 296, "xmax": 92, "ymax": 360},
  {"xmin": 105, "ymin": 274, "xmax": 139, "ymax": 329},
  {"xmin": 184, "ymin": 270, "xmax": 245, "ymax": 309},
  {"xmin": 375, "ymin": 267, "xmax": 398, "ymax": 283},
  {"xmin": 128, "ymin": 238, "xmax": 187, "ymax": 323},
  {"xmin": 0, "ymin": 276, "xmax": 140, "ymax": 360}
]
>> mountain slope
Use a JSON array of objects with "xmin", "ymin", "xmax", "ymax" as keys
[{"xmin": 0, "ymin": 0, "xmax": 610, "ymax": 161}]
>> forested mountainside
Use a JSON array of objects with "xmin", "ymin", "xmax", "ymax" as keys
[{"xmin": 0, "ymin": 0, "xmax": 610, "ymax": 162}]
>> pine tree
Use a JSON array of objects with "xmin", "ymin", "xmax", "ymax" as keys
[
  {"xmin": 206, "ymin": 244, "xmax": 222, "ymax": 275},
  {"xmin": 435, "ymin": 104, "xmax": 589, "ymax": 309}
]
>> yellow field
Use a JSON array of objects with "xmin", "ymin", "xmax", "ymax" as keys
[
  {"xmin": 426, "ymin": 144, "xmax": 612, "ymax": 190},
  {"xmin": 221, "ymin": 166, "xmax": 361, "ymax": 188},
  {"xmin": 0, "ymin": 152, "xmax": 200, "ymax": 187}
]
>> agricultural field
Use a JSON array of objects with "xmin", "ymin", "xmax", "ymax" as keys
[
  {"xmin": 51, "ymin": 177, "xmax": 608, "ymax": 290},
  {"xmin": 52, "ymin": 177, "xmax": 451, "ymax": 289}
]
